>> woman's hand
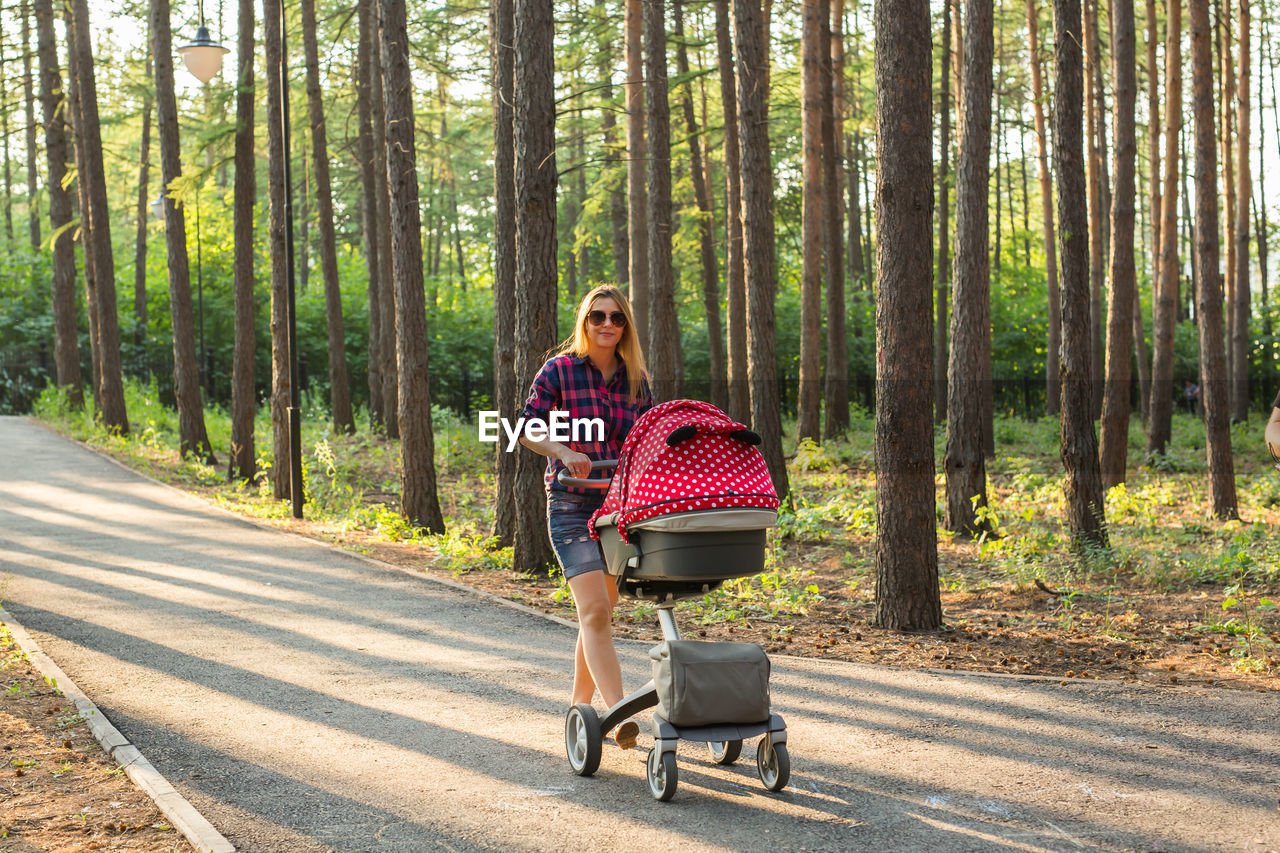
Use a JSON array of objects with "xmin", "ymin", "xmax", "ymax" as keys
[{"xmin": 559, "ymin": 448, "xmax": 592, "ymax": 479}]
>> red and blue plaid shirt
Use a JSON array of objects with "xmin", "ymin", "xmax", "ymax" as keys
[{"xmin": 520, "ymin": 354, "xmax": 653, "ymax": 494}]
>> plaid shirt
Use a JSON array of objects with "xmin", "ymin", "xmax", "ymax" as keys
[{"xmin": 520, "ymin": 354, "xmax": 653, "ymax": 494}]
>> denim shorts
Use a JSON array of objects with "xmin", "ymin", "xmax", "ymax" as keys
[{"xmin": 547, "ymin": 490, "xmax": 608, "ymax": 579}]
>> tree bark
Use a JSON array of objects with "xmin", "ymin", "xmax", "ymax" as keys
[
  {"xmin": 490, "ymin": 0, "xmax": 516, "ymax": 546},
  {"xmin": 1084, "ymin": 0, "xmax": 1105, "ymax": 420},
  {"xmin": 646, "ymin": 0, "xmax": 681, "ymax": 403},
  {"xmin": 674, "ymin": 0, "xmax": 725, "ymax": 411},
  {"xmin": 936, "ymin": 0, "xmax": 953, "ymax": 425},
  {"xmin": 1099, "ymin": 0, "xmax": 1137, "ymax": 489},
  {"xmin": 34, "ymin": 0, "xmax": 82, "ymax": 407},
  {"xmin": 134, "ymin": 89, "xmax": 151, "ymax": 346},
  {"xmin": 626, "ymin": 0, "xmax": 650, "ymax": 347},
  {"xmin": 264, "ymin": 0, "xmax": 291, "ymax": 500},
  {"xmin": 822, "ymin": 0, "xmax": 848, "ymax": 439},
  {"xmin": 873, "ymin": 0, "xmax": 940, "ymax": 631},
  {"xmin": 599, "ymin": 0, "xmax": 629, "ymax": 288},
  {"xmin": 370, "ymin": 20, "xmax": 398, "ymax": 439},
  {"xmin": 714, "ymin": 0, "xmax": 748, "ymax": 423},
  {"xmin": 945, "ymin": 0, "xmax": 992, "ymax": 537},
  {"xmin": 229, "ymin": 0, "xmax": 257, "ymax": 483},
  {"xmin": 22, "ymin": 6, "xmax": 39, "ymax": 251},
  {"xmin": 1219, "ymin": 3, "xmax": 1237, "ymax": 399},
  {"xmin": 1147, "ymin": 0, "xmax": 1181, "ymax": 454},
  {"xmin": 64, "ymin": 21, "xmax": 99, "ymax": 410},
  {"xmin": 68, "ymin": 0, "xmax": 128, "ymax": 433},
  {"xmin": 798, "ymin": 0, "xmax": 825, "ymax": 443},
  {"xmin": 1028, "ymin": 0, "xmax": 1062, "ymax": 416},
  {"xmin": 152, "ymin": 0, "xmax": 213, "ymax": 462},
  {"xmin": 512, "ymin": 0, "xmax": 560, "ymax": 573},
  {"xmin": 300, "ymin": 0, "xmax": 354, "ymax": 435},
  {"xmin": 357, "ymin": 0, "xmax": 383, "ymax": 429},
  {"xmin": 1055, "ymin": 0, "xmax": 1109, "ymax": 552},
  {"xmin": 1231, "ymin": 0, "xmax": 1250, "ymax": 421},
  {"xmin": 380, "ymin": 0, "xmax": 445, "ymax": 533},
  {"xmin": 735, "ymin": 0, "xmax": 789, "ymax": 499},
  {"xmin": 1189, "ymin": 0, "xmax": 1238, "ymax": 519}
]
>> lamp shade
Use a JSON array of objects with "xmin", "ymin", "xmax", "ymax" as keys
[
  {"xmin": 177, "ymin": 25, "xmax": 230, "ymax": 83},
  {"xmin": 151, "ymin": 193, "xmax": 165, "ymax": 221}
]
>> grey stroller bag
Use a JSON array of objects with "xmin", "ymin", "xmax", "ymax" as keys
[{"xmin": 650, "ymin": 640, "xmax": 771, "ymax": 727}]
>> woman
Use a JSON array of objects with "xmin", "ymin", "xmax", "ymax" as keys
[{"xmin": 519, "ymin": 285, "xmax": 652, "ymax": 749}]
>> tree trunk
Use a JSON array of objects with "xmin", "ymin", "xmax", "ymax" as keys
[
  {"xmin": 34, "ymin": 0, "xmax": 82, "ymax": 407},
  {"xmin": 848, "ymin": 133, "xmax": 866, "ymax": 286},
  {"xmin": 1189, "ymin": 0, "xmax": 1238, "ymax": 519},
  {"xmin": 512, "ymin": 0, "xmax": 560, "ymax": 574},
  {"xmin": 152, "ymin": 0, "xmax": 213, "ymax": 462},
  {"xmin": 716, "ymin": 0, "xmax": 749, "ymax": 423},
  {"xmin": 229, "ymin": 0, "xmax": 257, "ymax": 483},
  {"xmin": 1231, "ymin": 0, "xmax": 1250, "ymax": 422},
  {"xmin": 945, "ymin": 0, "xmax": 992, "ymax": 538},
  {"xmin": 1146, "ymin": 0, "xmax": 1161, "ymax": 312},
  {"xmin": 626, "ymin": 0, "xmax": 650, "ymax": 347},
  {"xmin": 1084, "ymin": 0, "xmax": 1105, "ymax": 420},
  {"xmin": 357, "ymin": 0, "xmax": 383, "ymax": 429},
  {"xmin": 873, "ymin": 0, "xmax": 941, "ymax": 632},
  {"xmin": 1055, "ymin": 0, "xmax": 1109, "ymax": 553},
  {"xmin": 264, "ymin": 0, "xmax": 292, "ymax": 500},
  {"xmin": 490, "ymin": 0, "xmax": 516, "ymax": 546},
  {"xmin": 68, "ymin": 0, "xmax": 128, "ymax": 434},
  {"xmin": 936, "ymin": 0, "xmax": 953, "ymax": 425},
  {"xmin": 22, "ymin": 7, "xmax": 39, "ymax": 251},
  {"xmin": 1147, "ymin": 0, "xmax": 1181, "ymax": 455},
  {"xmin": 1028, "ymin": 0, "xmax": 1062, "ymax": 416},
  {"xmin": 1099, "ymin": 0, "xmax": 1137, "ymax": 489},
  {"xmin": 798, "ymin": 0, "xmax": 825, "ymax": 443},
  {"xmin": 371, "ymin": 21, "xmax": 398, "ymax": 439},
  {"xmin": 134, "ymin": 91, "xmax": 151, "ymax": 345},
  {"xmin": 63, "ymin": 22, "xmax": 99, "ymax": 409},
  {"xmin": 1219, "ymin": 4, "xmax": 1237, "ymax": 398},
  {"xmin": 646, "ymin": 0, "xmax": 681, "ymax": 403},
  {"xmin": 674, "ymin": 0, "xmax": 725, "ymax": 411},
  {"xmin": 821, "ymin": 0, "xmax": 848, "ymax": 439},
  {"xmin": 735, "ymin": 0, "xmax": 789, "ymax": 500},
  {"xmin": 380, "ymin": 0, "xmax": 445, "ymax": 533},
  {"xmin": 599, "ymin": 0, "xmax": 628, "ymax": 288},
  {"xmin": 300, "ymin": 0, "xmax": 354, "ymax": 435}
]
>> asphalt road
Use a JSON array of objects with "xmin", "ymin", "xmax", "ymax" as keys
[{"xmin": 1, "ymin": 415, "xmax": 1276, "ymax": 852}]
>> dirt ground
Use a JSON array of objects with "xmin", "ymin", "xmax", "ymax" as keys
[{"xmin": 0, "ymin": 630, "xmax": 194, "ymax": 853}]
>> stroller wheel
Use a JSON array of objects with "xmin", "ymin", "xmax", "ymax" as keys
[
  {"xmin": 565, "ymin": 704, "xmax": 602, "ymax": 777},
  {"xmin": 708, "ymin": 739, "xmax": 743, "ymax": 765},
  {"xmin": 647, "ymin": 747, "xmax": 679, "ymax": 801},
  {"xmin": 756, "ymin": 738, "xmax": 790, "ymax": 792}
]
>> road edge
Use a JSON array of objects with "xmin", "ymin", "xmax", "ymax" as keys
[{"xmin": 1, "ymin": 606, "xmax": 236, "ymax": 853}]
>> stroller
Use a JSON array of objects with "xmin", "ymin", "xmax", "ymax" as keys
[{"xmin": 558, "ymin": 399, "xmax": 790, "ymax": 801}]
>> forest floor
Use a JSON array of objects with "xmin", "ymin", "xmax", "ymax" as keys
[
  {"xmin": 8, "ymin": 400, "xmax": 1280, "ymax": 848},
  {"xmin": 0, "ymin": 626, "xmax": 194, "ymax": 853}
]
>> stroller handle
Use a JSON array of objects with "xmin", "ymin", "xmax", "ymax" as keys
[{"xmin": 556, "ymin": 459, "xmax": 618, "ymax": 489}]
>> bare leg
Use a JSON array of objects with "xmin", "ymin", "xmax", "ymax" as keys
[{"xmin": 566, "ymin": 570, "xmax": 623, "ymax": 708}]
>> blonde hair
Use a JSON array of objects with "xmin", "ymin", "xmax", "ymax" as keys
[{"xmin": 554, "ymin": 284, "xmax": 648, "ymax": 403}]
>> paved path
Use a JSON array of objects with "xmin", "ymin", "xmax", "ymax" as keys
[{"xmin": 0, "ymin": 416, "xmax": 1276, "ymax": 852}]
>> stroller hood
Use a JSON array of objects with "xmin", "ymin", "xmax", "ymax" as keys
[{"xmin": 589, "ymin": 399, "xmax": 780, "ymax": 542}]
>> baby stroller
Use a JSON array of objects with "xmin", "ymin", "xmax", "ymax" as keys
[{"xmin": 558, "ymin": 399, "xmax": 790, "ymax": 801}]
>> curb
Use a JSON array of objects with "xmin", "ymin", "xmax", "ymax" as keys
[{"xmin": 1, "ymin": 607, "xmax": 235, "ymax": 853}]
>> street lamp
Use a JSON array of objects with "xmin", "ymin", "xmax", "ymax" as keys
[{"xmin": 176, "ymin": 24, "xmax": 229, "ymax": 83}]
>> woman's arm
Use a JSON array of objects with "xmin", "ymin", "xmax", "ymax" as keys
[{"xmin": 519, "ymin": 435, "xmax": 591, "ymax": 478}]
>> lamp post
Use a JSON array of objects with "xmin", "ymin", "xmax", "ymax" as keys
[
  {"xmin": 275, "ymin": 0, "xmax": 304, "ymax": 519},
  {"xmin": 176, "ymin": 4, "xmax": 225, "ymax": 407}
]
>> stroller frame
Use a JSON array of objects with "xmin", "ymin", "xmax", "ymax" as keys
[{"xmin": 558, "ymin": 461, "xmax": 789, "ymax": 801}]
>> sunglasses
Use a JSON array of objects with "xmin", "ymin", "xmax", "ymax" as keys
[{"xmin": 588, "ymin": 310, "xmax": 627, "ymax": 328}]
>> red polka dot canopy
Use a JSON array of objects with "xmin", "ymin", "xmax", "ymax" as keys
[{"xmin": 589, "ymin": 399, "xmax": 780, "ymax": 543}]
